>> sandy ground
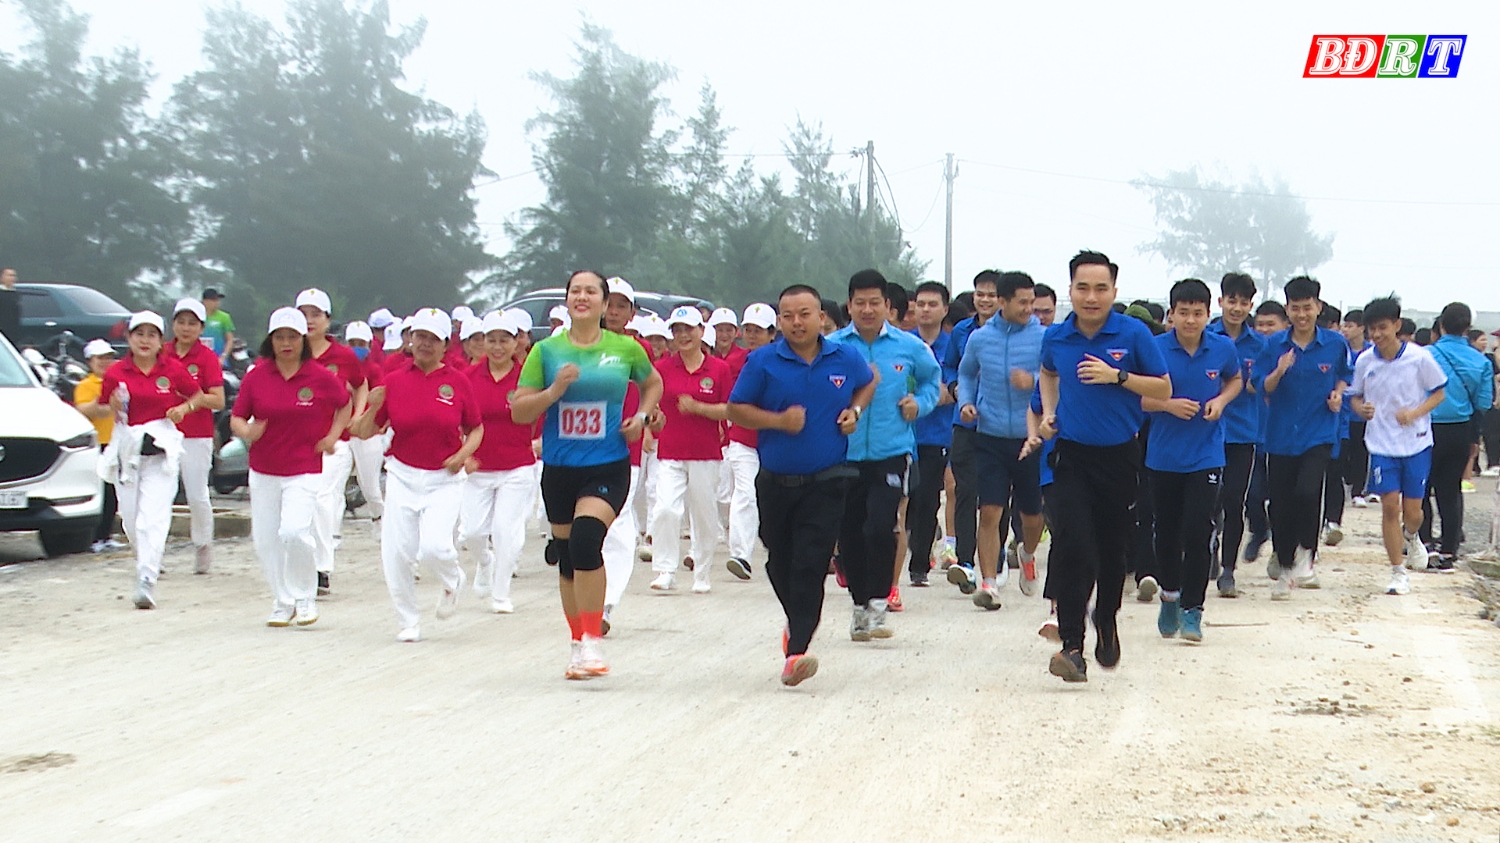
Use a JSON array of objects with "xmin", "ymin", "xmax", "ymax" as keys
[{"xmin": 2, "ymin": 482, "xmax": 1499, "ymax": 843}]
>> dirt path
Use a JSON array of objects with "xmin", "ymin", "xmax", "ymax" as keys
[{"xmin": 2, "ymin": 486, "xmax": 1498, "ymax": 842}]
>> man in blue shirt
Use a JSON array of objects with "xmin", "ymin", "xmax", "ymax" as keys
[
  {"xmin": 728, "ymin": 284, "xmax": 875, "ymax": 687},
  {"xmin": 1338, "ymin": 308, "xmax": 1374, "ymax": 508},
  {"xmin": 906, "ymin": 281, "xmax": 955, "ymax": 587},
  {"xmin": 956, "ymin": 271, "xmax": 1046, "ymax": 608},
  {"xmin": 1243, "ymin": 301, "xmax": 1289, "ymax": 568},
  {"xmin": 1317, "ymin": 304, "xmax": 1353, "ymax": 558},
  {"xmin": 1254, "ymin": 276, "xmax": 1352, "ymax": 600},
  {"xmin": 1206, "ymin": 272, "xmax": 1266, "ymax": 597},
  {"xmin": 1142, "ymin": 279, "xmax": 1242, "ymax": 643},
  {"xmin": 1038, "ymin": 251, "xmax": 1171, "ymax": 682},
  {"xmin": 830, "ymin": 270, "xmax": 941, "ymax": 642},
  {"xmin": 1422, "ymin": 302, "xmax": 1495, "ymax": 568},
  {"xmin": 943, "ymin": 270, "xmax": 1002, "ymax": 574}
]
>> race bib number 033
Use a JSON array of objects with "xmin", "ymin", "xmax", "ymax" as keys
[{"xmin": 559, "ymin": 401, "xmax": 606, "ymax": 440}]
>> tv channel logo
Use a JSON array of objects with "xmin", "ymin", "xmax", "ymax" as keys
[{"xmin": 1303, "ymin": 35, "xmax": 1466, "ymax": 78}]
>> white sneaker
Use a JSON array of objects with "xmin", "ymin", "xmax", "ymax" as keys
[
  {"xmin": 1290, "ymin": 547, "xmax": 1316, "ymax": 587},
  {"xmin": 577, "ymin": 635, "xmax": 609, "ymax": 677},
  {"xmin": 1364, "ymin": 494, "xmax": 1382, "ymax": 506},
  {"xmin": 636, "ymin": 539, "xmax": 653, "ymax": 562},
  {"xmin": 396, "ymin": 626, "xmax": 421, "ymax": 642},
  {"xmin": 1270, "ymin": 572, "xmax": 1292, "ymax": 601},
  {"xmin": 1136, "ymin": 575, "xmax": 1159, "ymax": 603},
  {"xmin": 565, "ymin": 641, "xmax": 585, "ymax": 679},
  {"xmin": 1352, "ymin": 497, "xmax": 1368, "ymax": 509},
  {"xmin": 473, "ymin": 561, "xmax": 493, "ymax": 595},
  {"xmin": 867, "ymin": 599, "xmax": 894, "ymax": 639},
  {"xmin": 1386, "ymin": 568, "xmax": 1410, "ymax": 595},
  {"xmin": 266, "ymin": 603, "xmax": 295, "ymax": 627},
  {"xmin": 849, "ymin": 605, "xmax": 871, "ymax": 642},
  {"xmin": 1483, "ymin": 466, "xmax": 1500, "ymax": 478},
  {"xmin": 437, "ymin": 568, "xmax": 465, "ymax": 620},
  {"xmin": 1403, "ymin": 533, "xmax": 1426, "ymax": 571},
  {"xmin": 491, "ymin": 597, "xmax": 514, "ymax": 614},
  {"xmin": 1324, "ymin": 523, "xmax": 1343, "ymax": 546},
  {"xmin": 972, "ymin": 585, "xmax": 1001, "ymax": 611},
  {"xmin": 994, "ymin": 563, "xmax": 1010, "ymax": 590},
  {"xmin": 650, "ymin": 572, "xmax": 675, "ymax": 591},
  {"xmin": 1018, "ymin": 547, "xmax": 1039, "ymax": 597},
  {"xmin": 691, "ymin": 576, "xmax": 711, "ymax": 594},
  {"xmin": 133, "ymin": 577, "xmax": 156, "ymax": 610},
  {"xmin": 293, "ymin": 598, "xmax": 319, "ymax": 626},
  {"xmin": 194, "ymin": 545, "xmax": 212, "ymax": 575}
]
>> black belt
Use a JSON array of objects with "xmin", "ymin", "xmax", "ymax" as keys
[{"xmin": 763, "ymin": 465, "xmax": 858, "ymax": 488}]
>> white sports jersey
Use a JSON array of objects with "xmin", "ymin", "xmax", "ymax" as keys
[{"xmin": 1349, "ymin": 342, "xmax": 1448, "ymax": 458}]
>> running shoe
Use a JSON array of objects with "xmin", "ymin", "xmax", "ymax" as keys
[
  {"xmin": 1180, "ymin": 607, "xmax": 1203, "ymax": 643},
  {"xmin": 397, "ymin": 626, "xmax": 421, "ymax": 643},
  {"xmin": 1351, "ymin": 496, "xmax": 1368, "ymax": 509},
  {"xmin": 317, "ymin": 571, "xmax": 331, "ymax": 595},
  {"xmin": 1364, "ymin": 493, "xmax": 1382, "ymax": 505},
  {"xmin": 1093, "ymin": 609, "xmax": 1121, "ymax": 669},
  {"xmin": 1266, "ymin": 554, "xmax": 1282, "ymax": 582},
  {"xmin": 1038, "ymin": 615, "xmax": 1061, "ymax": 642},
  {"xmin": 577, "ymin": 635, "xmax": 609, "ymax": 677},
  {"xmin": 473, "ymin": 561, "xmax": 493, "ymax": 595},
  {"xmin": 436, "ymin": 568, "xmax": 465, "ymax": 619},
  {"xmin": 1157, "ymin": 599, "xmax": 1181, "ymax": 638},
  {"xmin": 600, "ymin": 605, "xmax": 611, "ymax": 636},
  {"xmin": 938, "ymin": 536, "xmax": 957, "ymax": 569},
  {"xmin": 888, "ymin": 586, "xmax": 903, "ymax": 612},
  {"xmin": 726, "ymin": 557, "xmax": 752, "ymax": 580},
  {"xmin": 492, "ymin": 597, "xmax": 514, "ymax": 614},
  {"xmin": 1018, "ymin": 548, "xmax": 1038, "ymax": 597},
  {"xmin": 691, "ymin": 576, "xmax": 711, "ymax": 594},
  {"xmin": 1403, "ymin": 533, "xmax": 1426, "ymax": 571},
  {"xmin": 194, "ymin": 545, "xmax": 212, "ymax": 575},
  {"xmin": 1049, "ymin": 649, "xmax": 1088, "ymax": 683},
  {"xmin": 565, "ymin": 641, "xmax": 586, "ymax": 679},
  {"xmin": 1461, "ymin": 480, "xmax": 1476, "ymax": 494},
  {"xmin": 1135, "ymin": 575, "xmax": 1158, "ymax": 603},
  {"xmin": 781, "ymin": 654, "xmax": 818, "ymax": 687},
  {"xmin": 650, "ymin": 572, "xmax": 675, "ymax": 591},
  {"xmin": 947, "ymin": 563, "xmax": 978, "ymax": 595},
  {"xmin": 1243, "ymin": 531, "xmax": 1267, "ymax": 562},
  {"xmin": 1425, "ymin": 553, "xmax": 1457, "ymax": 573},
  {"xmin": 1291, "ymin": 548, "xmax": 1319, "ymax": 589},
  {"xmin": 266, "ymin": 603, "xmax": 294, "ymax": 627},
  {"xmin": 781, "ymin": 627, "xmax": 789, "ymax": 656},
  {"xmin": 1216, "ymin": 572, "xmax": 1239, "ymax": 598},
  {"xmin": 293, "ymin": 598, "xmax": 319, "ymax": 627},
  {"xmin": 636, "ymin": 536, "xmax": 652, "ymax": 561},
  {"xmin": 972, "ymin": 586, "xmax": 1001, "ymax": 611},
  {"xmin": 910, "ymin": 570, "xmax": 930, "ymax": 587},
  {"xmin": 1270, "ymin": 570, "xmax": 1292, "ymax": 601},
  {"xmin": 1483, "ymin": 466, "xmax": 1500, "ymax": 478},
  {"xmin": 1323, "ymin": 523, "xmax": 1343, "ymax": 546},
  {"xmin": 994, "ymin": 561, "xmax": 1010, "ymax": 590},
  {"xmin": 683, "ymin": 555, "xmax": 695, "ymax": 571},
  {"xmin": 867, "ymin": 599, "xmax": 894, "ymax": 639},
  {"xmin": 1385, "ymin": 568, "xmax": 1410, "ymax": 595},
  {"xmin": 133, "ymin": 577, "xmax": 155, "ymax": 610},
  {"xmin": 1006, "ymin": 539, "xmax": 1020, "ymax": 569},
  {"xmin": 849, "ymin": 605, "xmax": 871, "ymax": 642}
]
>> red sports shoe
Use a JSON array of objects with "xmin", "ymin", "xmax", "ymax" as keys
[
  {"xmin": 833, "ymin": 557, "xmax": 847, "ymax": 589},
  {"xmin": 781, "ymin": 653, "xmax": 819, "ymax": 687},
  {"xmin": 888, "ymin": 586, "xmax": 904, "ymax": 612}
]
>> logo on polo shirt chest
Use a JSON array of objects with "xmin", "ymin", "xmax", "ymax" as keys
[
  {"xmin": 155, "ymin": 376, "xmax": 171, "ymax": 392},
  {"xmin": 893, "ymin": 363, "xmax": 905, "ymax": 373},
  {"xmin": 699, "ymin": 376, "xmax": 714, "ymax": 392},
  {"xmin": 1106, "ymin": 348, "xmax": 1128, "ymax": 362},
  {"xmin": 829, "ymin": 374, "xmax": 847, "ymax": 388},
  {"xmin": 1207, "ymin": 370, "xmax": 1219, "ymax": 380},
  {"xmin": 1318, "ymin": 363, "xmax": 1331, "ymax": 372},
  {"xmin": 327, "ymin": 363, "xmax": 339, "ymax": 375},
  {"xmin": 187, "ymin": 364, "xmax": 199, "ymax": 376},
  {"xmin": 296, "ymin": 387, "xmax": 314, "ymax": 406},
  {"xmin": 437, "ymin": 383, "xmax": 455, "ymax": 405}
]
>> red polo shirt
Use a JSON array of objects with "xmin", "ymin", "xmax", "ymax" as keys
[
  {"xmin": 163, "ymin": 340, "xmax": 225, "ymax": 439},
  {"xmin": 359, "ymin": 350, "xmax": 384, "ymax": 389},
  {"xmin": 716, "ymin": 343, "xmax": 749, "ymax": 378},
  {"xmin": 313, "ymin": 339, "xmax": 366, "ymax": 441},
  {"xmin": 383, "ymin": 351, "xmax": 414, "ymax": 375},
  {"xmin": 654, "ymin": 352, "xmax": 731, "ymax": 461},
  {"xmin": 232, "ymin": 361, "xmax": 350, "ymax": 477},
  {"xmin": 100, "ymin": 357, "xmax": 200, "ymax": 427},
  {"xmin": 377, "ymin": 363, "xmax": 481, "ymax": 471},
  {"xmin": 466, "ymin": 362, "xmax": 537, "ymax": 472},
  {"xmin": 725, "ymin": 344, "xmax": 758, "ymax": 448}
]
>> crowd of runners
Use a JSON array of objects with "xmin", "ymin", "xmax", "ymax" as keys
[{"xmin": 74, "ymin": 252, "xmax": 1500, "ymax": 685}]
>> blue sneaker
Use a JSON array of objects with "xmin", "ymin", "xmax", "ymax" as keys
[
  {"xmin": 1181, "ymin": 607, "xmax": 1203, "ymax": 642},
  {"xmin": 1157, "ymin": 599, "xmax": 1181, "ymax": 638},
  {"xmin": 1243, "ymin": 531, "xmax": 1268, "ymax": 562}
]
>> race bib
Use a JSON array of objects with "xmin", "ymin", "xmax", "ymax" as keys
[{"xmin": 559, "ymin": 401, "xmax": 606, "ymax": 440}]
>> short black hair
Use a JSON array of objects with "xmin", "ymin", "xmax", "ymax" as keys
[
  {"xmin": 1439, "ymin": 302, "xmax": 1472, "ymax": 336},
  {"xmin": 1111, "ymin": 302, "xmax": 1127, "ymax": 313},
  {"xmin": 1398, "ymin": 318, "xmax": 1416, "ymax": 337},
  {"xmin": 1283, "ymin": 275, "xmax": 1320, "ymax": 302},
  {"xmin": 1343, "ymin": 308, "xmax": 1364, "ymax": 326},
  {"xmin": 914, "ymin": 281, "xmax": 950, "ymax": 306},
  {"xmin": 943, "ymin": 304, "xmax": 967, "ymax": 329},
  {"xmin": 778, "ymin": 283, "xmax": 822, "ymax": 304},
  {"xmin": 848, "ymin": 269, "xmax": 888, "ymax": 300},
  {"xmin": 1256, "ymin": 300, "xmax": 1287, "ymax": 319},
  {"xmin": 971, "ymin": 269, "xmax": 1001, "ymax": 293},
  {"xmin": 953, "ymin": 292, "xmax": 975, "ymax": 313},
  {"xmin": 1169, "ymin": 278, "xmax": 1213, "ymax": 309},
  {"xmin": 1361, "ymin": 295, "xmax": 1401, "ymax": 327},
  {"xmin": 996, "ymin": 271, "xmax": 1035, "ymax": 300},
  {"xmin": 1033, "ymin": 283, "xmax": 1056, "ymax": 302},
  {"xmin": 1467, "ymin": 328, "xmax": 1483, "ymax": 343},
  {"xmin": 1316, "ymin": 305, "xmax": 1341, "ymax": 328},
  {"xmin": 1069, "ymin": 250, "xmax": 1118, "ymax": 282},
  {"xmin": 1415, "ymin": 328, "xmax": 1432, "ymax": 345},
  {"xmin": 258, "ymin": 332, "xmax": 314, "ymax": 361},
  {"xmin": 886, "ymin": 283, "xmax": 910, "ymax": 320},
  {"xmin": 821, "ymin": 297, "xmax": 849, "ymax": 328},
  {"xmin": 1220, "ymin": 272, "xmax": 1256, "ymax": 300}
]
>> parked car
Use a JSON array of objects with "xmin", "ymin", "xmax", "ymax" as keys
[
  {"xmin": 0, "ymin": 332, "xmax": 103, "ymax": 557},
  {"xmin": 15, "ymin": 283, "xmax": 132, "ymax": 356},
  {"xmin": 498, "ymin": 288, "xmax": 709, "ymax": 342}
]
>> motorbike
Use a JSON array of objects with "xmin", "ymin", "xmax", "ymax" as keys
[{"xmin": 22, "ymin": 331, "xmax": 90, "ymax": 404}]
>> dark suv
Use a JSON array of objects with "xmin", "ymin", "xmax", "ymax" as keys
[
  {"xmin": 15, "ymin": 283, "xmax": 132, "ymax": 355},
  {"xmin": 499, "ymin": 288, "xmax": 708, "ymax": 342}
]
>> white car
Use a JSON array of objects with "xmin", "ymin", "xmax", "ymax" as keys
[{"xmin": 0, "ymin": 333, "xmax": 103, "ymax": 556}]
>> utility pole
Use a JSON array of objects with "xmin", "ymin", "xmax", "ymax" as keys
[
  {"xmin": 943, "ymin": 153, "xmax": 957, "ymax": 290},
  {"xmin": 866, "ymin": 140, "xmax": 876, "ymax": 233}
]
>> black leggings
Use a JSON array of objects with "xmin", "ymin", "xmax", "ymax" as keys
[
  {"xmin": 1048, "ymin": 439, "xmax": 1139, "ymax": 652},
  {"xmin": 906, "ymin": 445, "xmax": 948, "ymax": 578},
  {"xmin": 1423, "ymin": 421, "xmax": 1477, "ymax": 554},
  {"xmin": 1214, "ymin": 443, "xmax": 1255, "ymax": 574},
  {"xmin": 1268, "ymin": 445, "xmax": 1332, "ymax": 565},
  {"xmin": 1152, "ymin": 468, "xmax": 1222, "ymax": 610},
  {"xmin": 1340, "ymin": 421, "xmax": 1369, "ymax": 498}
]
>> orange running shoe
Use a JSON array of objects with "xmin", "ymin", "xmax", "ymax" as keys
[
  {"xmin": 781, "ymin": 654, "xmax": 819, "ymax": 686},
  {"xmin": 888, "ymin": 586, "xmax": 904, "ymax": 612}
]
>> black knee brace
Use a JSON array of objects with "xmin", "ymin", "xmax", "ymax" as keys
[
  {"xmin": 568, "ymin": 517, "xmax": 607, "ymax": 572},
  {"xmin": 547, "ymin": 538, "xmax": 573, "ymax": 577}
]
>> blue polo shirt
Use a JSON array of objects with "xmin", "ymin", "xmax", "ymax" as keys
[
  {"xmin": 911, "ymin": 327, "xmax": 954, "ymax": 447},
  {"xmin": 728, "ymin": 335, "xmax": 875, "ymax": 475},
  {"xmin": 1146, "ymin": 330, "xmax": 1239, "ymax": 473},
  {"xmin": 1029, "ymin": 387, "xmax": 1055, "ymax": 486},
  {"xmin": 1040, "ymin": 310, "xmax": 1168, "ymax": 447},
  {"xmin": 1207, "ymin": 318, "xmax": 1266, "ymax": 445},
  {"xmin": 1253, "ymin": 326, "xmax": 1353, "ymax": 456}
]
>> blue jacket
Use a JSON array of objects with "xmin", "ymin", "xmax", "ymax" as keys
[
  {"xmin": 831, "ymin": 322, "xmax": 942, "ymax": 461},
  {"xmin": 942, "ymin": 314, "xmax": 990, "ymax": 430},
  {"xmin": 955, "ymin": 315, "xmax": 1045, "ymax": 439},
  {"xmin": 1427, "ymin": 335, "xmax": 1495, "ymax": 424}
]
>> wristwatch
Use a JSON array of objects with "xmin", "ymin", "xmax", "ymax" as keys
[
  {"xmin": 851, "ymin": 405, "xmax": 864, "ymax": 419},
  {"xmin": 1116, "ymin": 369, "xmax": 1129, "ymax": 385}
]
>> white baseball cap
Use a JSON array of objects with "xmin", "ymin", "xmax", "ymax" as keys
[
  {"xmin": 644, "ymin": 317, "xmax": 672, "ymax": 339},
  {"xmin": 295, "ymin": 288, "xmax": 332, "ymax": 315},
  {"xmin": 481, "ymin": 311, "xmax": 519, "ymax": 336},
  {"xmin": 83, "ymin": 339, "xmax": 115, "ymax": 358},
  {"xmin": 742, "ymin": 303, "xmax": 776, "ymax": 329},
  {"xmin": 452, "ymin": 305, "xmax": 476, "ymax": 322},
  {"xmin": 666, "ymin": 306, "xmax": 703, "ymax": 328},
  {"xmin": 127, "ymin": 311, "xmax": 164, "ymax": 334},
  {"xmin": 607, "ymin": 277, "xmax": 636, "ymax": 304},
  {"xmin": 708, "ymin": 307, "xmax": 737, "ymax": 327},
  {"xmin": 505, "ymin": 308, "xmax": 534, "ymax": 334},
  {"xmin": 383, "ymin": 325, "xmax": 405, "ymax": 351},
  {"xmin": 368, "ymin": 308, "xmax": 397, "ymax": 329},
  {"xmin": 267, "ymin": 307, "xmax": 309, "ymax": 335},
  {"xmin": 548, "ymin": 304, "xmax": 571, "ymax": 325},
  {"xmin": 459, "ymin": 317, "xmax": 484, "ymax": 340},
  {"xmin": 409, "ymin": 308, "xmax": 451, "ymax": 340},
  {"xmin": 344, "ymin": 320, "xmax": 373, "ymax": 343},
  {"xmin": 172, "ymin": 298, "xmax": 207, "ymax": 323}
]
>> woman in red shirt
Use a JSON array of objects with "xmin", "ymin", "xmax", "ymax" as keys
[
  {"xmin": 163, "ymin": 298, "xmax": 226, "ymax": 574},
  {"xmin": 231, "ymin": 308, "xmax": 351, "ymax": 627},
  {"xmin": 100, "ymin": 311, "xmax": 207, "ymax": 610},
  {"xmin": 459, "ymin": 311, "xmax": 537, "ymax": 614},
  {"xmin": 352, "ymin": 308, "xmax": 484, "ymax": 642}
]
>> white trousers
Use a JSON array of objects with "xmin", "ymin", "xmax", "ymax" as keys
[
  {"xmin": 724, "ymin": 441, "xmax": 761, "ymax": 561},
  {"xmin": 381, "ymin": 459, "xmax": 465, "ymax": 629},
  {"xmin": 250, "ymin": 470, "xmax": 320, "ymax": 607},
  {"xmin": 116, "ymin": 453, "xmax": 178, "ymax": 582},
  {"xmin": 650, "ymin": 459, "xmax": 722, "ymax": 578},
  {"xmin": 348, "ymin": 433, "xmax": 387, "ymax": 519},
  {"xmin": 179, "ymin": 437, "xmax": 214, "ymax": 548},
  {"xmin": 314, "ymin": 439, "xmax": 354, "ymax": 574},
  {"xmin": 602, "ymin": 465, "xmax": 641, "ymax": 606},
  {"xmin": 636, "ymin": 451, "xmax": 658, "ymax": 534},
  {"xmin": 458, "ymin": 467, "xmax": 535, "ymax": 602}
]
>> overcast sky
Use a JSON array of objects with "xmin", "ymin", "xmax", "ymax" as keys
[{"xmin": 9, "ymin": 0, "xmax": 1497, "ymax": 312}]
